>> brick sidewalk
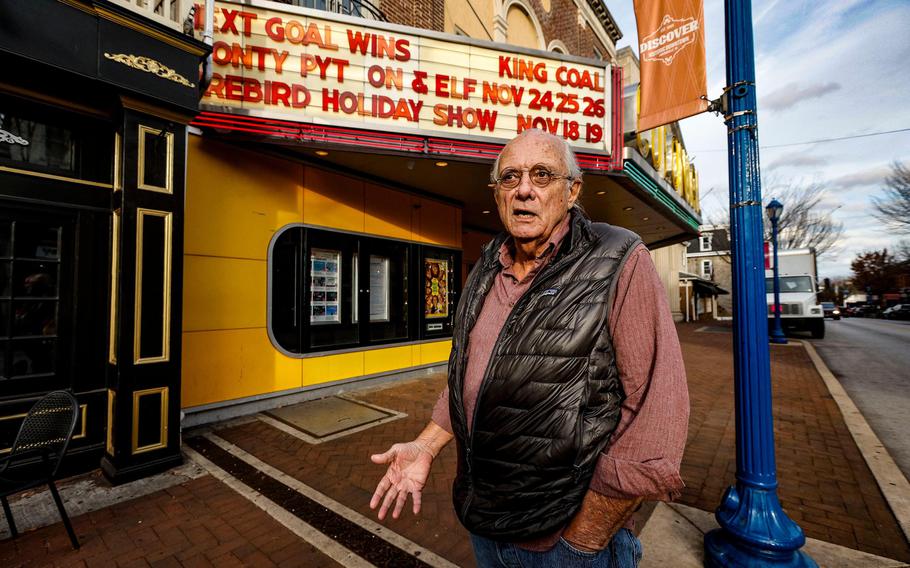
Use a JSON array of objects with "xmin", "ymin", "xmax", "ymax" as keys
[
  {"xmin": 214, "ymin": 373, "xmax": 475, "ymax": 567},
  {"xmin": 2, "ymin": 322, "xmax": 909, "ymax": 566},
  {"xmin": 677, "ymin": 324, "xmax": 910, "ymax": 561},
  {"xmin": 0, "ymin": 475, "xmax": 341, "ymax": 567}
]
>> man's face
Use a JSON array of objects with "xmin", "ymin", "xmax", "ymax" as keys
[{"xmin": 493, "ymin": 134, "xmax": 581, "ymax": 244}]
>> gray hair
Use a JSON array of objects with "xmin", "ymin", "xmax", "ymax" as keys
[{"xmin": 490, "ymin": 129, "xmax": 584, "ymax": 194}]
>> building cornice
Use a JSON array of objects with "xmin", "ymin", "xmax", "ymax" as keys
[{"xmin": 583, "ymin": 0, "xmax": 622, "ymax": 44}]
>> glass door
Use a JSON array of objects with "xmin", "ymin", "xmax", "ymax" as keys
[
  {"xmin": 0, "ymin": 208, "xmax": 73, "ymax": 397},
  {"xmin": 358, "ymin": 238, "xmax": 409, "ymax": 345},
  {"xmin": 305, "ymin": 230, "xmax": 360, "ymax": 351}
]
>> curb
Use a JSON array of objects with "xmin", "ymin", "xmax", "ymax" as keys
[{"xmin": 800, "ymin": 340, "xmax": 910, "ymax": 544}]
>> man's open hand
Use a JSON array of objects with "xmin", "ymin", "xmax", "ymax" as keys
[{"xmin": 369, "ymin": 441, "xmax": 435, "ymax": 520}]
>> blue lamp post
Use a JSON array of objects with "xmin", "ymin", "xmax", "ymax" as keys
[
  {"xmin": 703, "ymin": 0, "xmax": 816, "ymax": 566},
  {"xmin": 767, "ymin": 199, "xmax": 788, "ymax": 345}
]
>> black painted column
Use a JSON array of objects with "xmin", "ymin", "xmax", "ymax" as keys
[{"xmin": 102, "ymin": 105, "xmax": 187, "ymax": 484}]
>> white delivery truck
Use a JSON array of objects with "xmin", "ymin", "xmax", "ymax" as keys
[{"xmin": 766, "ymin": 248, "xmax": 825, "ymax": 339}]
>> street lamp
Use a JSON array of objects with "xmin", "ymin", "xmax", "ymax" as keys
[{"xmin": 767, "ymin": 198, "xmax": 788, "ymax": 345}]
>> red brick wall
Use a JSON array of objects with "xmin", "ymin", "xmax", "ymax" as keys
[
  {"xmin": 380, "ymin": 0, "xmax": 445, "ymax": 31},
  {"xmin": 379, "ymin": 0, "xmax": 610, "ymax": 60},
  {"xmin": 524, "ymin": 0, "xmax": 609, "ymax": 60}
]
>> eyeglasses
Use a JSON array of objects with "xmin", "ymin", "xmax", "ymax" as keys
[{"xmin": 492, "ymin": 167, "xmax": 574, "ymax": 190}]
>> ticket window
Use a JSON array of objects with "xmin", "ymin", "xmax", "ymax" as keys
[{"xmin": 270, "ymin": 227, "xmax": 459, "ymax": 354}]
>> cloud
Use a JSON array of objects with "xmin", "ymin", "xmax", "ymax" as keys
[
  {"xmin": 762, "ymin": 82, "xmax": 842, "ymax": 111},
  {"xmin": 766, "ymin": 154, "xmax": 829, "ymax": 170},
  {"xmin": 828, "ymin": 166, "xmax": 891, "ymax": 190}
]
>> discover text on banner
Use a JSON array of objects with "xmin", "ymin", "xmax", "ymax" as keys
[{"xmin": 633, "ymin": 0, "xmax": 708, "ymax": 131}]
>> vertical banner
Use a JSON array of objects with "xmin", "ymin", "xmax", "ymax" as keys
[{"xmin": 633, "ymin": 0, "xmax": 708, "ymax": 131}]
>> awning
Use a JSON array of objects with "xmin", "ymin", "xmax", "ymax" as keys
[{"xmin": 680, "ymin": 272, "xmax": 728, "ymax": 295}]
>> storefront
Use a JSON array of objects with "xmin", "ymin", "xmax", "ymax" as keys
[
  {"xmin": 0, "ymin": 0, "xmax": 702, "ymax": 483},
  {"xmin": 180, "ymin": 0, "xmax": 702, "ymax": 423},
  {"xmin": 0, "ymin": 0, "xmax": 208, "ymax": 481}
]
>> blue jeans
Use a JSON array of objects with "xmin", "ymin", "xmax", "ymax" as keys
[{"xmin": 470, "ymin": 528, "xmax": 642, "ymax": 568}]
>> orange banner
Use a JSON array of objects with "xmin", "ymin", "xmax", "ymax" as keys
[{"xmin": 633, "ymin": 0, "xmax": 708, "ymax": 131}]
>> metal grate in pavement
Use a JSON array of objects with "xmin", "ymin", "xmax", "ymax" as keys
[{"xmin": 265, "ymin": 396, "xmax": 396, "ymax": 440}]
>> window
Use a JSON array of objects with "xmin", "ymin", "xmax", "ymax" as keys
[
  {"xmin": 298, "ymin": 0, "xmax": 362, "ymax": 17},
  {"xmin": 0, "ymin": 95, "xmax": 113, "ymax": 184},
  {"xmin": 701, "ymin": 260, "xmax": 713, "ymax": 278},
  {"xmin": 1, "ymin": 220, "xmax": 61, "ymax": 381},
  {"xmin": 699, "ymin": 234, "xmax": 712, "ymax": 252},
  {"xmin": 765, "ymin": 276, "xmax": 814, "ymax": 294},
  {"xmin": 506, "ymin": 5, "xmax": 541, "ymax": 50},
  {"xmin": 270, "ymin": 226, "xmax": 460, "ymax": 355},
  {"xmin": 593, "ymin": 45, "xmax": 604, "ymax": 60}
]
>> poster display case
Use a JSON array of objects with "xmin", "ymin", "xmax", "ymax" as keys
[
  {"xmin": 418, "ymin": 247, "xmax": 459, "ymax": 340},
  {"xmin": 271, "ymin": 227, "xmax": 458, "ymax": 354},
  {"xmin": 310, "ymin": 249, "xmax": 341, "ymax": 324}
]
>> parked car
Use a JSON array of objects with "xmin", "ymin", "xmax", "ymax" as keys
[
  {"xmin": 821, "ymin": 302, "xmax": 841, "ymax": 320},
  {"xmin": 884, "ymin": 304, "xmax": 910, "ymax": 320},
  {"xmin": 854, "ymin": 305, "xmax": 880, "ymax": 318}
]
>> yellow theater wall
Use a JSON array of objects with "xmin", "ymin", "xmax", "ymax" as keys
[{"xmin": 182, "ymin": 136, "xmax": 457, "ymax": 408}]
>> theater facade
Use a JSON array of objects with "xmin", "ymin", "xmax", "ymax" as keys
[
  {"xmin": 0, "ymin": 0, "xmax": 701, "ymax": 482},
  {"xmin": 181, "ymin": 0, "xmax": 701, "ymax": 424}
]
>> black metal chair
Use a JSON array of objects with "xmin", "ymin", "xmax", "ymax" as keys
[{"xmin": 0, "ymin": 390, "xmax": 80, "ymax": 549}]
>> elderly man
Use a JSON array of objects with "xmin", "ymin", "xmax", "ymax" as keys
[{"xmin": 370, "ymin": 129, "xmax": 688, "ymax": 567}]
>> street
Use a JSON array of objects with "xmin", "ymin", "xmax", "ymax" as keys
[{"xmin": 811, "ymin": 317, "xmax": 910, "ymax": 479}]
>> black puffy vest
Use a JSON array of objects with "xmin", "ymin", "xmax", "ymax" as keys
[{"xmin": 448, "ymin": 210, "xmax": 641, "ymax": 540}]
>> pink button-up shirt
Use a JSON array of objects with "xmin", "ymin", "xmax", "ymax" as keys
[{"xmin": 431, "ymin": 214, "xmax": 689, "ymax": 547}]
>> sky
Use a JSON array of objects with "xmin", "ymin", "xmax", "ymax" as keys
[{"xmin": 605, "ymin": 0, "xmax": 910, "ymax": 278}]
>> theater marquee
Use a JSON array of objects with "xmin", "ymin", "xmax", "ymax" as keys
[{"xmin": 201, "ymin": 0, "xmax": 614, "ymax": 154}]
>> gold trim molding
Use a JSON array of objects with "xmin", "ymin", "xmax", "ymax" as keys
[
  {"xmin": 96, "ymin": 6, "xmax": 208, "ymax": 57},
  {"xmin": 104, "ymin": 53, "xmax": 195, "ymax": 88},
  {"xmin": 72, "ymin": 404, "xmax": 88, "ymax": 441},
  {"xmin": 131, "ymin": 387, "xmax": 169, "ymax": 455},
  {"xmin": 106, "ymin": 390, "xmax": 116, "ymax": 455},
  {"xmin": 134, "ymin": 208, "xmax": 173, "ymax": 364},
  {"xmin": 137, "ymin": 125, "xmax": 174, "ymax": 194},
  {"xmin": 109, "ymin": 208, "xmax": 121, "ymax": 365},
  {"xmin": 0, "ymin": 404, "xmax": 87, "ymax": 455},
  {"xmin": 121, "ymin": 95, "xmax": 195, "ymax": 125},
  {"xmin": 0, "ymin": 165, "xmax": 113, "ymax": 189}
]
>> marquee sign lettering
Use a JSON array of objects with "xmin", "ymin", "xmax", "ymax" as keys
[{"xmin": 200, "ymin": 1, "xmax": 613, "ymax": 154}]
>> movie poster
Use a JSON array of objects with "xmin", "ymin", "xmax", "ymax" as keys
[
  {"xmin": 310, "ymin": 249, "xmax": 340, "ymax": 323},
  {"xmin": 424, "ymin": 258, "xmax": 448, "ymax": 318}
]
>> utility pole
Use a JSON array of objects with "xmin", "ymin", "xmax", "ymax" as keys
[{"xmin": 703, "ymin": 0, "xmax": 816, "ymax": 565}]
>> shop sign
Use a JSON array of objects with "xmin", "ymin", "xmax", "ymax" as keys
[{"xmin": 200, "ymin": 0, "xmax": 613, "ymax": 154}]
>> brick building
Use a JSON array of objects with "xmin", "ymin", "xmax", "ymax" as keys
[{"xmin": 441, "ymin": 0, "xmax": 619, "ymax": 58}]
